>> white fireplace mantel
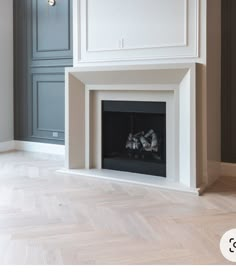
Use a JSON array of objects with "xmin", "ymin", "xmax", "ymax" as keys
[{"xmin": 61, "ymin": 63, "xmax": 200, "ymax": 194}]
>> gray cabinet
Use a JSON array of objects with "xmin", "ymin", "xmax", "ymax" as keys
[{"xmin": 14, "ymin": 0, "xmax": 73, "ymax": 144}]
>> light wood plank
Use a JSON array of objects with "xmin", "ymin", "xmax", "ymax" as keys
[{"xmin": 0, "ymin": 151, "xmax": 235, "ymax": 265}]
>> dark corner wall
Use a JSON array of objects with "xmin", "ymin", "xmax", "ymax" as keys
[
  {"xmin": 221, "ymin": 0, "xmax": 236, "ymax": 163},
  {"xmin": 13, "ymin": 0, "xmax": 73, "ymax": 145}
]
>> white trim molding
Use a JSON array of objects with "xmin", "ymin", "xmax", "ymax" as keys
[
  {"xmin": 0, "ymin": 140, "xmax": 15, "ymax": 153},
  {"xmin": 14, "ymin": 141, "xmax": 65, "ymax": 155},
  {"xmin": 221, "ymin": 163, "xmax": 236, "ymax": 177},
  {"xmin": 0, "ymin": 141, "xmax": 65, "ymax": 155},
  {"xmin": 86, "ymin": 0, "xmax": 189, "ymax": 52}
]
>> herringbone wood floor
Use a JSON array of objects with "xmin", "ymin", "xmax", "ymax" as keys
[{"xmin": 0, "ymin": 151, "xmax": 235, "ymax": 265}]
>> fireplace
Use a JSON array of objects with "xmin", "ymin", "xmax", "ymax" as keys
[
  {"xmin": 64, "ymin": 64, "xmax": 199, "ymax": 194},
  {"xmin": 102, "ymin": 101, "xmax": 166, "ymax": 177}
]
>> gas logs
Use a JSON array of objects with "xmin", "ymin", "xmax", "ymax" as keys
[{"xmin": 125, "ymin": 129, "xmax": 161, "ymax": 160}]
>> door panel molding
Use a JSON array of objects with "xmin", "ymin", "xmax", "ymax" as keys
[
  {"xmin": 29, "ymin": 70, "xmax": 65, "ymax": 142},
  {"xmin": 32, "ymin": 0, "xmax": 73, "ymax": 61}
]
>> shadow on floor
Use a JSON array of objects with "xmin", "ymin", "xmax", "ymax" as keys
[{"xmin": 204, "ymin": 176, "xmax": 236, "ymax": 194}]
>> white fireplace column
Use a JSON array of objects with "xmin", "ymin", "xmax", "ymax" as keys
[{"xmin": 63, "ymin": 64, "xmax": 199, "ymax": 194}]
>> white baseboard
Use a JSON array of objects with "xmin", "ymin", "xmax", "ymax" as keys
[
  {"xmin": 14, "ymin": 141, "xmax": 65, "ymax": 155},
  {"xmin": 221, "ymin": 163, "xmax": 236, "ymax": 177},
  {"xmin": 0, "ymin": 140, "xmax": 65, "ymax": 155},
  {"xmin": 0, "ymin": 140, "xmax": 15, "ymax": 153}
]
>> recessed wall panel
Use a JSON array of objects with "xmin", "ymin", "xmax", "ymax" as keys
[
  {"xmin": 32, "ymin": 73, "xmax": 65, "ymax": 141},
  {"xmin": 87, "ymin": 0, "xmax": 187, "ymax": 51},
  {"xmin": 32, "ymin": 0, "xmax": 72, "ymax": 60}
]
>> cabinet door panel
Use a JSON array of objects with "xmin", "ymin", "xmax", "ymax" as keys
[
  {"xmin": 87, "ymin": 0, "xmax": 186, "ymax": 51},
  {"xmin": 32, "ymin": 0, "xmax": 72, "ymax": 60},
  {"xmin": 31, "ymin": 72, "xmax": 65, "ymax": 141},
  {"xmin": 76, "ymin": 0, "xmax": 199, "ymax": 65}
]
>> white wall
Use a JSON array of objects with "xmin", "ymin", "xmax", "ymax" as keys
[{"xmin": 0, "ymin": 1, "xmax": 13, "ymax": 143}]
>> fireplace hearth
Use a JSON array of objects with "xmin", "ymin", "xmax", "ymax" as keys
[{"xmin": 102, "ymin": 101, "xmax": 166, "ymax": 177}]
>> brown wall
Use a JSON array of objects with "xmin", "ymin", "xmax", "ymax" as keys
[{"xmin": 222, "ymin": 0, "xmax": 236, "ymax": 163}]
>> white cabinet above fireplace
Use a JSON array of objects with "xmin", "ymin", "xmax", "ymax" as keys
[{"xmin": 73, "ymin": 0, "xmax": 200, "ymax": 66}]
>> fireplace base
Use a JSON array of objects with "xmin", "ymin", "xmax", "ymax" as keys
[{"xmin": 58, "ymin": 168, "xmax": 200, "ymax": 195}]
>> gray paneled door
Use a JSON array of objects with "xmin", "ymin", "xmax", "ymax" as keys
[{"xmin": 14, "ymin": 0, "xmax": 73, "ymax": 144}]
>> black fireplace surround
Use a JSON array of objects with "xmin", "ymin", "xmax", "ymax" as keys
[{"xmin": 102, "ymin": 101, "xmax": 166, "ymax": 177}]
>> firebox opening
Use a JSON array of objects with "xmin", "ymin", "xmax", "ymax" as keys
[{"xmin": 102, "ymin": 101, "xmax": 166, "ymax": 177}]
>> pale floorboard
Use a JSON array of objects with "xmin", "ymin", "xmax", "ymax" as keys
[{"xmin": 0, "ymin": 151, "xmax": 235, "ymax": 265}]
